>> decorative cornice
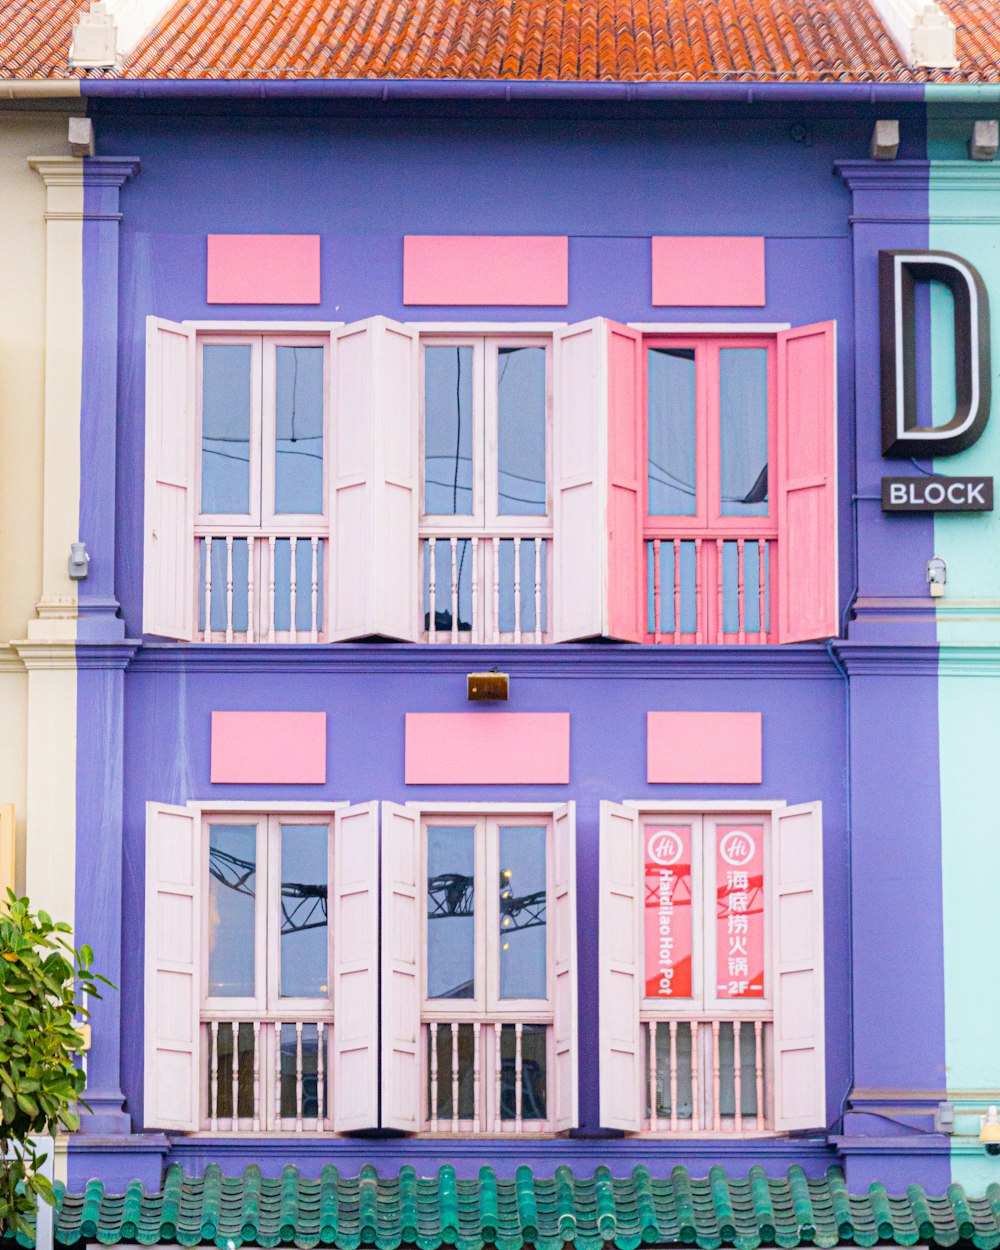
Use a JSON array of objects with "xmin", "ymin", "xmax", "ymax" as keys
[
  {"xmin": 27, "ymin": 155, "xmax": 140, "ymax": 193},
  {"xmin": 829, "ymin": 642, "xmax": 939, "ymax": 675},
  {"xmin": 75, "ymin": 641, "xmax": 139, "ymax": 670},
  {"xmin": 0, "ymin": 645, "xmax": 26, "ymax": 674},
  {"xmin": 835, "ymin": 159, "xmax": 931, "ymax": 193},
  {"xmin": 126, "ymin": 641, "xmax": 844, "ymax": 679},
  {"xmin": 937, "ymin": 645, "xmax": 1000, "ymax": 676},
  {"xmin": 925, "ymin": 160, "xmax": 1000, "ymax": 191},
  {"xmin": 12, "ymin": 640, "xmax": 78, "ymax": 671}
]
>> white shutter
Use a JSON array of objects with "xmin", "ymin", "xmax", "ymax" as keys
[
  {"xmin": 332, "ymin": 802, "xmax": 379, "ymax": 1131},
  {"xmin": 144, "ymin": 802, "xmax": 200, "ymax": 1132},
  {"xmin": 551, "ymin": 801, "xmax": 578, "ymax": 1130},
  {"xmin": 598, "ymin": 801, "xmax": 643, "ymax": 1131},
  {"xmin": 329, "ymin": 317, "xmax": 420, "ymax": 641},
  {"xmin": 552, "ymin": 319, "xmax": 608, "ymax": 641},
  {"xmin": 552, "ymin": 319, "xmax": 642, "ymax": 642},
  {"xmin": 143, "ymin": 318, "xmax": 196, "ymax": 640},
  {"xmin": 380, "ymin": 801, "xmax": 422, "ymax": 1131},
  {"xmin": 772, "ymin": 801, "xmax": 827, "ymax": 1131}
]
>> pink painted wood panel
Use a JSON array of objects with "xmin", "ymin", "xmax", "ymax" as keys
[
  {"xmin": 405, "ymin": 712, "xmax": 570, "ymax": 784},
  {"xmin": 206, "ymin": 235, "xmax": 321, "ymax": 304},
  {"xmin": 403, "ymin": 236, "xmax": 568, "ymax": 306},
  {"xmin": 210, "ymin": 711, "xmax": 326, "ymax": 784},
  {"xmin": 651, "ymin": 237, "xmax": 766, "ymax": 307},
  {"xmin": 647, "ymin": 711, "xmax": 762, "ymax": 784}
]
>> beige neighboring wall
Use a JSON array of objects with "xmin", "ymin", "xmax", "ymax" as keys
[{"xmin": 0, "ymin": 105, "xmax": 84, "ymax": 901}]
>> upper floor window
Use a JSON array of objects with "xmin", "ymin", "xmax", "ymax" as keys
[
  {"xmin": 143, "ymin": 316, "xmax": 836, "ymax": 647},
  {"xmin": 599, "ymin": 800, "xmax": 826, "ymax": 1137},
  {"xmin": 421, "ymin": 336, "xmax": 552, "ymax": 642},
  {"xmin": 646, "ymin": 338, "xmax": 776, "ymax": 643}
]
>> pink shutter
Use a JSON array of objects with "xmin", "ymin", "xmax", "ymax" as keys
[
  {"xmin": 776, "ymin": 322, "xmax": 838, "ymax": 643},
  {"xmin": 598, "ymin": 801, "xmax": 643, "ymax": 1131},
  {"xmin": 552, "ymin": 320, "xmax": 606, "ymax": 641},
  {"xmin": 551, "ymin": 802, "xmax": 578, "ymax": 1130},
  {"xmin": 329, "ymin": 317, "xmax": 420, "ymax": 641},
  {"xmin": 605, "ymin": 323, "xmax": 644, "ymax": 643},
  {"xmin": 772, "ymin": 801, "xmax": 826, "ymax": 1132},
  {"xmin": 380, "ymin": 801, "xmax": 422, "ymax": 1131},
  {"xmin": 143, "ymin": 317, "xmax": 196, "ymax": 640},
  {"xmin": 143, "ymin": 801, "xmax": 200, "ymax": 1132},
  {"xmin": 332, "ymin": 802, "xmax": 379, "ymax": 1131}
]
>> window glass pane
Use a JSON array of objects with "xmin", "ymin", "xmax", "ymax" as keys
[
  {"xmin": 279, "ymin": 824, "xmax": 329, "ymax": 998},
  {"xmin": 275, "ymin": 346, "xmax": 324, "ymax": 515},
  {"xmin": 648, "ymin": 348, "xmax": 697, "ymax": 516},
  {"xmin": 499, "ymin": 1021, "xmax": 547, "ymax": 1121},
  {"xmin": 497, "ymin": 346, "xmax": 547, "ymax": 516},
  {"xmin": 207, "ymin": 823, "xmax": 257, "ymax": 997},
  {"xmin": 427, "ymin": 825, "xmax": 475, "ymax": 999},
  {"xmin": 201, "ymin": 345, "xmax": 252, "ymax": 515},
  {"xmin": 499, "ymin": 825, "xmax": 547, "ymax": 1000},
  {"xmin": 427, "ymin": 1023, "xmax": 477, "ymax": 1121},
  {"xmin": 720, "ymin": 348, "xmax": 769, "ymax": 517},
  {"xmin": 424, "ymin": 346, "xmax": 474, "ymax": 516}
]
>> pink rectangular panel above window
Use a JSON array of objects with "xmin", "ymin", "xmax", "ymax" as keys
[
  {"xmin": 647, "ymin": 711, "xmax": 762, "ymax": 783},
  {"xmin": 210, "ymin": 711, "xmax": 327, "ymax": 783},
  {"xmin": 405, "ymin": 712, "xmax": 570, "ymax": 783},
  {"xmin": 403, "ymin": 236, "xmax": 569, "ymax": 306},
  {"xmin": 651, "ymin": 237, "xmax": 766, "ymax": 307},
  {"xmin": 206, "ymin": 235, "xmax": 321, "ymax": 305}
]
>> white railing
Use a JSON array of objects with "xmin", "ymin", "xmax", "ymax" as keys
[
  {"xmin": 646, "ymin": 536, "xmax": 775, "ymax": 644},
  {"xmin": 197, "ymin": 533, "xmax": 326, "ymax": 643},
  {"xmin": 422, "ymin": 534, "xmax": 550, "ymax": 644},
  {"xmin": 643, "ymin": 1016, "xmax": 771, "ymax": 1132},
  {"xmin": 202, "ymin": 1016, "xmax": 332, "ymax": 1131},
  {"xmin": 424, "ymin": 1018, "xmax": 551, "ymax": 1132}
]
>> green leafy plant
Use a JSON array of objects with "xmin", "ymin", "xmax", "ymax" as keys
[{"xmin": 0, "ymin": 892, "xmax": 111, "ymax": 1238}]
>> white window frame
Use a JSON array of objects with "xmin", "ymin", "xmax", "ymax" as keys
[{"xmin": 199, "ymin": 802, "xmax": 345, "ymax": 1133}]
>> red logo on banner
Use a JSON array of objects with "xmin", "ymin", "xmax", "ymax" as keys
[
  {"xmin": 716, "ymin": 825, "xmax": 765, "ymax": 999},
  {"xmin": 644, "ymin": 825, "xmax": 692, "ymax": 998}
]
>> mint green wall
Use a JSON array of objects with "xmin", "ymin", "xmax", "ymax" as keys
[{"xmin": 927, "ymin": 111, "xmax": 1000, "ymax": 1191}]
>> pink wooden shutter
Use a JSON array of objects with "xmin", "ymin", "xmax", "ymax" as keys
[
  {"xmin": 380, "ymin": 801, "xmax": 422, "ymax": 1131},
  {"xmin": 144, "ymin": 801, "xmax": 201, "ymax": 1132},
  {"xmin": 552, "ymin": 320, "xmax": 643, "ymax": 642},
  {"xmin": 143, "ymin": 318, "xmax": 196, "ymax": 640},
  {"xmin": 329, "ymin": 318, "xmax": 420, "ymax": 642},
  {"xmin": 776, "ymin": 322, "xmax": 838, "ymax": 643},
  {"xmin": 772, "ymin": 801, "xmax": 826, "ymax": 1132},
  {"xmin": 598, "ymin": 801, "xmax": 643, "ymax": 1131},
  {"xmin": 551, "ymin": 802, "xmax": 578, "ymax": 1130},
  {"xmin": 332, "ymin": 801, "xmax": 379, "ymax": 1131},
  {"xmin": 605, "ymin": 323, "xmax": 644, "ymax": 643}
]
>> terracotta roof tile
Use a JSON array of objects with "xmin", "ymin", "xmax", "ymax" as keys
[{"xmin": 2, "ymin": 0, "xmax": 1000, "ymax": 84}]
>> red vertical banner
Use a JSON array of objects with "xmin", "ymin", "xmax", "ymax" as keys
[
  {"xmin": 715, "ymin": 824, "xmax": 765, "ymax": 998},
  {"xmin": 644, "ymin": 825, "xmax": 693, "ymax": 998}
]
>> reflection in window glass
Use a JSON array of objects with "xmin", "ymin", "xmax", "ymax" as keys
[
  {"xmin": 208, "ymin": 824, "xmax": 257, "ymax": 997},
  {"xmin": 499, "ymin": 826, "xmax": 547, "ymax": 1000},
  {"xmin": 427, "ymin": 826, "xmax": 475, "ymax": 999},
  {"xmin": 201, "ymin": 345, "xmax": 252, "ymax": 515},
  {"xmin": 720, "ymin": 349, "xmax": 769, "ymax": 517},
  {"xmin": 648, "ymin": 348, "xmax": 697, "ymax": 516},
  {"xmin": 499, "ymin": 1022, "xmax": 547, "ymax": 1120},
  {"xmin": 275, "ymin": 347, "xmax": 324, "ymax": 515},
  {"xmin": 424, "ymin": 347, "xmax": 474, "ymax": 515},
  {"xmin": 497, "ymin": 347, "xmax": 547, "ymax": 516},
  {"xmin": 280, "ymin": 825, "xmax": 328, "ymax": 998}
]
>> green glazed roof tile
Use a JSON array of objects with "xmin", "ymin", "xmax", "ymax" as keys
[{"xmin": 6, "ymin": 1165, "xmax": 1000, "ymax": 1250}]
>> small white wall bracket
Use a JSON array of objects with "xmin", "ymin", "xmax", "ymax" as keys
[
  {"xmin": 969, "ymin": 120, "xmax": 999, "ymax": 162},
  {"xmin": 871, "ymin": 120, "xmax": 901, "ymax": 161}
]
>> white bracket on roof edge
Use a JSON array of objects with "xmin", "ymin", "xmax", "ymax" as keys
[{"xmin": 868, "ymin": 0, "xmax": 959, "ymax": 69}]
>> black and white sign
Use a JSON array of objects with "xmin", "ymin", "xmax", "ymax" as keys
[{"xmin": 881, "ymin": 475, "xmax": 993, "ymax": 512}]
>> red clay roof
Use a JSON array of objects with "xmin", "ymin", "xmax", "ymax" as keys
[{"xmin": 1, "ymin": 0, "xmax": 999, "ymax": 83}]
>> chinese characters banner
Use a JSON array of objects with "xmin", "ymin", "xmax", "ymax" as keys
[
  {"xmin": 715, "ymin": 825, "xmax": 765, "ymax": 999},
  {"xmin": 644, "ymin": 825, "xmax": 693, "ymax": 998}
]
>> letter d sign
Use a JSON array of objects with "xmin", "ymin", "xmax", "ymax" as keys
[{"xmin": 880, "ymin": 250, "xmax": 991, "ymax": 458}]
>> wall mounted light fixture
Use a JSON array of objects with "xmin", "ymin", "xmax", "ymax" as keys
[
  {"xmin": 468, "ymin": 670, "xmax": 509, "ymax": 701},
  {"xmin": 927, "ymin": 556, "xmax": 947, "ymax": 598}
]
